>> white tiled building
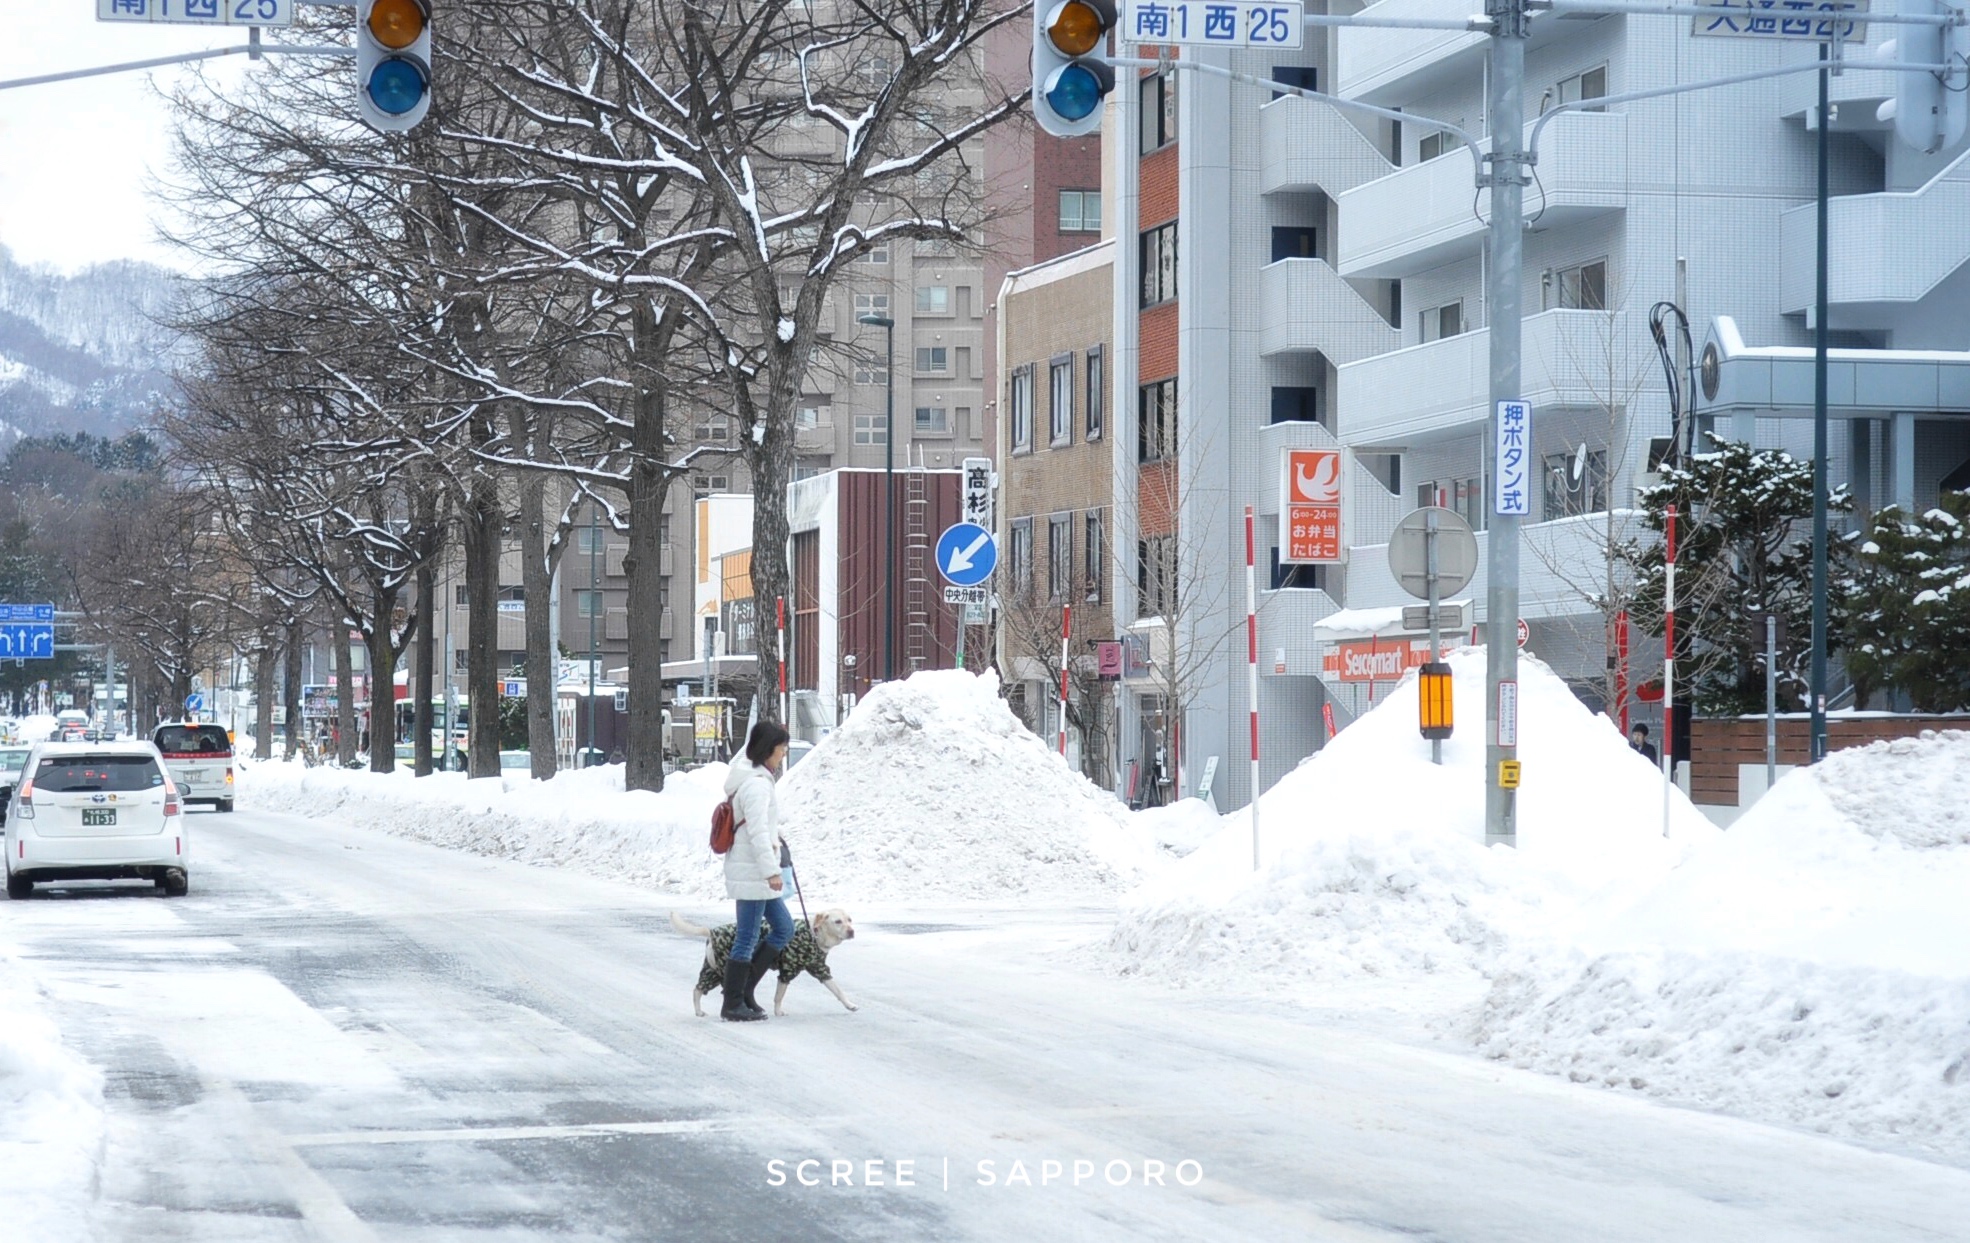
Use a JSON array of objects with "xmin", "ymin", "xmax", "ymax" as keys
[{"xmin": 1103, "ymin": 3, "xmax": 1970, "ymax": 813}]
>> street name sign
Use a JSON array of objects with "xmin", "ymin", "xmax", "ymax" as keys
[
  {"xmin": 98, "ymin": 0, "xmax": 295, "ymax": 27},
  {"xmin": 1121, "ymin": 1, "xmax": 1304, "ymax": 49},
  {"xmin": 0, "ymin": 603, "xmax": 54, "ymax": 623},
  {"xmin": 1690, "ymin": 0, "xmax": 1866, "ymax": 41},
  {"xmin": 936, "ymin": 523, "xmax": 998, "ymax": 587}
]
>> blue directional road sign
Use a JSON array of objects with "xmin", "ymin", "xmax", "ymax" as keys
[
  {"xmin": 0, "ymin": 623, "xmax": 54, "ymax": 660},
  {"xmin": 936, "ymin": 522, "xmax": 998, "ymax": 587},
  {"xmin": 0, "ymin": 602, "xmax": 54, "ymax": 623},
  {"xmin": 185, "ymin": 693, "xmax": 205, "ymax": 714}
]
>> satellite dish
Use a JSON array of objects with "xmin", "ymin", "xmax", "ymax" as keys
[{"xmin": 1572, "ymin": 442, "xmax": 1588, "ymax": 484}]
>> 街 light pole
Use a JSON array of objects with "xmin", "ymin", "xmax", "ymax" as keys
[{"xmin": 858, "ymin": 312, "xmax": 897, "ymax": 682}]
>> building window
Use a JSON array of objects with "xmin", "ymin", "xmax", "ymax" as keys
[
  {"xmin": 914, "ymin": 286, "xmax": 950, "ymax": 314},
  {"xmin": 1270, "ymin": 386, "xmax": 1319, "ymax": 425},
  {"xmin": 914, "ymin": 406, "xmax": 949, "ymax": 433},
  {"xmin": 454, "ymin": 585, "xmax": 469, "ymax": 607},
  {"xmin": 854, "ymin": 363, "xmax": 889, "ymax": 385},
  {"xmin": 1048, "ymin": 513, "xmax": 1073, "ymax": 602},
  {"xmin": 1140, "ymin": 221, "xmax": 1178, "ymax": 307},
  {"xmin": 695, "ymin": 417, "xmax": 730, "ymax": 442},
  {"xmin": 1543, "ymin": 448, "xmax": 1610, "ymax": 518},
  {"xmin": 796, "ymin": 403, "xmax": 830, "ymax": 428},
  {"xmin": 1418, "ymin": 130, "xmax": 1453, "ymax": 162},
  {"xmin": 1139, "ymin": 378, "xmax": 1177, "ymax": 463},
  {"xmin": 1271, "ymin": 226, "xmax": 1318, "ymax": 262},
  {"xmin": 576, "ymin": 590, "xmax": 603, "ymax": 617},
  {"xmin": 854, "ymin": 292, "xmax": 890, "ymax": 318},
  {"xmin": 1271, "ymin": 65, "xmax": 1317, "ymax": 99},
  {"xmin": 1084, "ymin": 509, "xmax": 1104, "ymax": 603},
  {"xmin": 691, "ymin": 473, "xmax": 728, "ymax": 497},
  {"xmin": 1010, "ymin": 517, "xmax": 1034, "ymax": 597},
  {"xmin": 853, "ymin": 414, "xmax": 887, "ymax": 445},
  {"xmin": 1557, "ymin": 64, "xmax": 1608, "ymax": 111},
  {"xmin": 1418, "ymin": 477, "xmax": 1486, "ymax": 531},
  {"xmin": 1049, "ymin": 355, "xmax": 1074, "ymax": 446},
  {"xmin": 1139, "ymin": 72, "xmax": 1177, "ymax": 153},
  {"xmin": 454, "ymin": 649, "xmax": 470, "ymax": 671},
  {"xmin": 856, "ymin": 242, "xmax": 890, "ymax": 264},
  {"xmin": 1086, "ymin": 345, "xmax": 1104, "ymax": 440},
  {"xmin": 1059, "ymin": 189, "xmax": 1102, "ymax": 232},
  {"xmin": 1550, "ymin": 258, "xmax": 1608, "ymax": 311},
  {"xmin": 915, "ymin": 346, "xmax": 948, "ymax": 373},
  {"xmin": 1420, "ymin": 301, "xmax": 1463, "ymax": 342},
  {"xmin": 575, "ymin": 524, "xmax": 608, "ymax": 555},
  {"xmin": 1136, "ymin": 535, "xmax": 1175, "ymax": 619},
  {"xmin": 1270, "ymin": 549, "xmax": 1322, "ymax": 591},
  {"xmin": 1010, "ymin": 365, "xmax": 1034, "ymax": 452}
]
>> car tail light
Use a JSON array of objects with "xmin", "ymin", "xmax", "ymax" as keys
[
  {"xmin": 226, "ymin": 768, "xmax": 235, "ymax": 785},
  {"xmin": 164, "ymin": 786, "xmax": 180, "ymax": 817},
  {"xmin": 15, "ymin": 778, "xmax": 32, "ymax": 820}
]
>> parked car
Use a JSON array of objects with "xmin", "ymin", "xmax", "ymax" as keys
[
  {"xmin": 5, "ymin": 741, "xmax": 189, "ymax": 898},
  {"xmin": 150, "ymin": 723, "xmax": 236, "ymax": 813}
]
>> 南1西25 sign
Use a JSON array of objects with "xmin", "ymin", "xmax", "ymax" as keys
[
  {"xmin": 1280, "ymin": 447, "xmax": 1344, "ymax": 564},
  {"xmin": 1120, "ymin": 1, "xmax": 1303, "ymax": 49}
]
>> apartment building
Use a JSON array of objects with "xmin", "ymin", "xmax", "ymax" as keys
[
  {"xmin": 996, "ymin": 241, "xmax": 1119, "ymax": 783},
  {"xmin": 1103, "ymin": 8, "xmax": 1970, "ymax": 813}
]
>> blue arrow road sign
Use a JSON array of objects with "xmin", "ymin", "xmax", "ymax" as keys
[
  {"xmin": 185, "ymin": 693, "xmax": 205, "ymax": 713},
  {"xmin": 0, "ymin": 623, "xmax": 54, "ymax": 660},
  {"xmin": 936, "ymin": 522, "xmax": 998, "ymax": 587},
  {"xmin": 0, "ymin": 603, "xmax": 54, "ymax": 623}
]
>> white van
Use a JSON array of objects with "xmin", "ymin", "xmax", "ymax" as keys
[
  {"xmin": 5, "ymin": 741, "xmax": 189, "ymax": 898},
  {"xmin": 151, "ymin": 723, "xmax": 236, "ymax": 813}
]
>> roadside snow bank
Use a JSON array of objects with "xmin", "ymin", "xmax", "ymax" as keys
[
  {"xmin": 0, "ymin": 949, "xmax": 105, "ymax": 1233},
  {"xmin": 245, "ymin": 669, "xmax": 1153, "ymax": 903},
  {"xmin": 1108, "ymin": 649, "xmax": 1714, "ymax": 999},
  {"xmin": 779, "ymin": 669, "xmax": 1154, "ymax": 900},
  {"xmin": 1477, "ymin": 731, "xmax": 1970, "ymax": 1160},
  {"xmin": 245, "ymin": 760, "xmax": 731, "ymax": 897}
]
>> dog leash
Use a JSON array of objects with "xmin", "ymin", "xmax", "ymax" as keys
[{"xmin": 785, "ymin": 844, "xmax": 811, "ymax": 927}]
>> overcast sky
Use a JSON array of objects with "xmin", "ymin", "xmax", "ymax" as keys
[{"xmin": 0, "ymin": 8, "xmax": 257, "ymax": 273}]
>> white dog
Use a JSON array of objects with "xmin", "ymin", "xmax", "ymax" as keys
[{"xmin": 672, "ymin": 909, "xmax": 859, "ymax": 1016}]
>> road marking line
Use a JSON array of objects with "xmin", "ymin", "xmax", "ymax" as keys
[
  {"xmin": 287, "ymin": 1117, "xmax": 745, "ymax": 1147},
  {"xmin": 204, "ymin": 1076, "xmax": 381, "ymax": 1243}
]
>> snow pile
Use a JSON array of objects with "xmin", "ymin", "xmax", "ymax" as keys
[
  {"xmin": 14, "ymin": 713, "xmax": 56, "ymax": 743},
  {"xmin": 778, "ymin": 670, "xmax": 1155, "ymax": 900},
  {"xmin": 245, "ymin": 759, "xmax": 733, "ymax": 897},
  {"xmin": 244, "ymin": 669, "xmax": 1153, "ymax": 903},
  {"xmin": 1476, "ymin": 731, "xmax": 1970, "ymax": 1160},
  {"xmin": 1108, "ymin": 648, "xmax": 1715, "ymax": 998},
  {"xmin": 0, "ymin": 949, "xmax": 105, "ymax": 1234}
]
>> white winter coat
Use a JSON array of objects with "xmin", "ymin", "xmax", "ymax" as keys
[{"xmin": 721, "ymin": 755, "xmax": 784, "ymax": 900}]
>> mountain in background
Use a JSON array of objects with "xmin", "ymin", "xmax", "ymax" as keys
[{"xmin": 0, "ymin": 244, "xmax": 189, "ymax": 442}]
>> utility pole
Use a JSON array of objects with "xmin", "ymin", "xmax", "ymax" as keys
[
  {"xmin": 1809, "ymin": 39, "xmax": 1832, "ymax": 764},
  {"xmin": 858, "ymin": 313, "xmax": 898, "ymax": 682},
  {"xmin": 587, "ymin": 504, "xmax": 599, "ymax": 767},
  {"xmin": 1482, "ymin": 0, "xmax": 1530, "ymax": 848}
]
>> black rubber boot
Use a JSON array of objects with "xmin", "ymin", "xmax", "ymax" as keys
[
  {"xmin": 720, "ymin": 959, "xmax": 765, "ymax": 1022},
  {"xmin": 744, "ymin": 945, "xmax": 781, "ymax": 1016}
]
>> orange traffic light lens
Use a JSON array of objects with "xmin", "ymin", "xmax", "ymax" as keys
[
  {"xmin": 1047, "ymin": 1, "xmax": 1104, "ymax": 56},
  {"xmin": 368, "ymin": 0, "xmax": 428, "ymax": 51}
]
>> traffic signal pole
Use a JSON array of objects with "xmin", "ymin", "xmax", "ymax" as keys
[{"xmin": 1482, "ymin": 0, "xmax": 1529, "ymax": 848}]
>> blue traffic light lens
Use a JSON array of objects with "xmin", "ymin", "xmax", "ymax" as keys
[
  {"xmin": 366, "ymin": 57, "xmax": 428, "ymax": 116},
  {"xmin": 1045, "ymin": 64, "xmax": 1103, "ymax": 122}
]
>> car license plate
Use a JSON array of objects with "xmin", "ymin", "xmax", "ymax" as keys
[
  {"xmin": 82, "ymin": 808, "xmax": 117, "ymax": 827},
  {"xmin": 183, "ymin": 769, "xmax": 206, "ymax": 782}
]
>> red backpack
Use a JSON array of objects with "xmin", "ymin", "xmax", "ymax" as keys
[{"xmin": 709, "ymin": 797, "xmax": 745, "ymax": 854}]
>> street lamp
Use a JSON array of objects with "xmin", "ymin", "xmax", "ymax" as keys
[{"xmin": 857, "ymin": 312, "xmax": 897, "ymax": 682}]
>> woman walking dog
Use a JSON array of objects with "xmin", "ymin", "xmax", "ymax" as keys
[{"xmin": 719, "ymin": 721, "xmax": 795, "ymax": 1022}]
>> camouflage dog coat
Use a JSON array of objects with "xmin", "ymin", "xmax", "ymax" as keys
[{"xmin": 696, "ymin": 917, "xmax": 835, "ymax": 996}]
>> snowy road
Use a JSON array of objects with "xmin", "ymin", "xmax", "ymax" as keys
[{"xmin": 7, "ymin": 807, "xmax": 1970, "ymax": 1242}]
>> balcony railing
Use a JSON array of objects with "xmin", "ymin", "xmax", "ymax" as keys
[
  {"xmin": 1337, "ymin": 111, "xmax": 1628, "ymax": 279},
  {"xmin": 1259, "ymin": 94, "xmax": 1393, "ymax": 198},
  {"xmin": 1778, "ymin": 157, "xmax": 1970, "ymax": 314},
  {"xmin": 1258, "ymin": 258, "xmax": 1400, "ymax": 365}
]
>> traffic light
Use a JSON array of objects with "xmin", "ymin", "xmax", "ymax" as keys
[
  {"xmin": 1032, "ymin": 0, "xmax": 1116, "ymax": 138},
  {"xmin": 356, "ymin": 0, "xmax": 433, "ymax": 132},
  {"xmin": 1877, "ymin": 0, "xmax": 1968, "ymax": 155}
]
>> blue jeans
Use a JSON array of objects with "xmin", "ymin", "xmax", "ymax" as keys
[{"xmin": 730, "ymin": 897, "xmax": 794, "ymax": 963}]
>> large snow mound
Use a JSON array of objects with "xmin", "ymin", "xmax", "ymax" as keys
[
  {"xmin": 245, "ymin": 669, "xmax": 1152, "ymax": 904},
  {"xmin": 1477, "ymin": 730, "xmax": 1970, "ymax": 1161},
  {"xmin": 1107, "ymin": 648, "xmax": 1715, "ymax": 997},
  {"xmin": 0, "ymin": 949, "xmax": 106, "ymax": 1235},
  {"xmin": 779, "ymin": 669, "xmax": 1154, "ymax": 901}
]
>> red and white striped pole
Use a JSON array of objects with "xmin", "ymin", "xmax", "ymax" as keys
[
  {"xmin": 776, "ymin": 596, "xmax": 788, "ymax": 725},
  {"xmin": 1245, "ymin": 506, "xmax": 1262, "ymax": 871},
  {"xmin": 1662, "ymin": 505, "xmax": 1677, "ymax": 837},
  {"xmin": 1058, "ymin": 604, "xmax": 1071, "ymax": 756}
]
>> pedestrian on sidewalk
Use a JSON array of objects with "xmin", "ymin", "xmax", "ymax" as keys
[
  {"xmin": 1630, "ymin": 723, "xmax": 1659, "ymax": 764},
  {"xmin": 719, "ymin": 720, "xmax": 795, "ymax": 1022}
]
